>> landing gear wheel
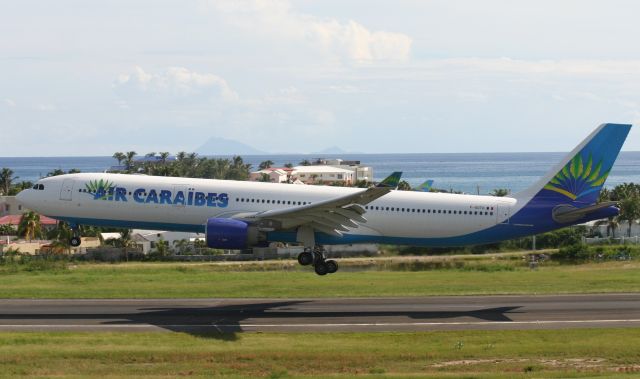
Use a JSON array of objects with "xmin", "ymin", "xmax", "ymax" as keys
[
  {"xmin": 325, "ymin": 259, "xmax": 338, "ymax": 274},
  {"xmin": 297, "ymin": 251, "xmax": 313, "ymax": 266},
  {"xmin": 314, "ymin": 261, "xmax": 329, "ymax": 276},
  {"xmin": 69, "ymin": 236, "xmax": 81, "ymax": 247}
]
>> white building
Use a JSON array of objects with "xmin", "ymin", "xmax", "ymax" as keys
[
  {"xmin": 249, "ymin": 168, "xmax": 291, "ymax": 183},
  {"xmin": 291, "ymin": 165, "xmax": 355, "ymax": 185},
  {"xmin": 0, "ymin": 196, "xmax": 26, "ymax": 217},
  {"xmin": 317, "ymin": 159, "xmax": 373, "ymax": 182}
]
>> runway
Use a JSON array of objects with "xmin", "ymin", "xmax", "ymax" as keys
[{"xmin": 0, "ymin": 294, "xmax": 639, "ymax": 333}]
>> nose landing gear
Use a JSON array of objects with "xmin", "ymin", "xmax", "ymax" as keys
[{"xmin": 297, "ymin": 246, "xmax": 339, "ymax": 276}]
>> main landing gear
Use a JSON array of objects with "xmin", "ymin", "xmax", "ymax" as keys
[
  {"xmin": 69, "ymin": 225, "xmax": 82, "ymax": 247},
  {"xmin": 297, "ymin": 246, "xmax": 338, "ymax": 276}
]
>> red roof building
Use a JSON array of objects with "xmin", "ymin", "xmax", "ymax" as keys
[{"xmin": 0, "ymin": 215, "xmax": 59, "ymax": 226}]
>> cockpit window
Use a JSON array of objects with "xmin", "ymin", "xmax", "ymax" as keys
[
  {"xmin": 32, "ymin": 185, "xmax": 38, "ymax": 190},
  {"xmin": 38, "ymin": 184, "xmax": 44, "ymax": 190}
]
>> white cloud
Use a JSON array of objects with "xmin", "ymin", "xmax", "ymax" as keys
[
  {"xmin": 3, "ymin": 99, "xmax": 16, "ymax": 108},
  {"xmin": 426, "ymin": 58, "xmax": 640, "ymax": 77},
  {"xmin": 327, "ymin": 85, "xmax": 362, "ymax": 94},
  {"xmin": 456, "ymin": 92, "xmax": 488, "ymax": 103},
  {"xmin": 36, "ymin": 104, "xmax": 56, "ymax": 112},
  {"xmin": 208, "ymin": 0, "xmax": 412, "ymax": 63},
  {"xmin": 114, "ymin": 66, "xmax": 239, "ymax": 104}
]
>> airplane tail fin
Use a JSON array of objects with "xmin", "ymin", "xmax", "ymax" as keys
[
  {"xmin": 413, "ymin": 180, "xmax": 434, "ymax": 192},
  {"xmin": 511, "ymin": 123, "xmax": 631, "ymax": 225}
]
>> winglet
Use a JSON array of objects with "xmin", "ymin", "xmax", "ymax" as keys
[{"xmin": 377, "ymin": 171, "xmax": 402, "ymax": 188}]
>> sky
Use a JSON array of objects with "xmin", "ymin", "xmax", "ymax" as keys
[{"xmin": 1, "ymin": 0, "xmax": 639, "ymax": 156}]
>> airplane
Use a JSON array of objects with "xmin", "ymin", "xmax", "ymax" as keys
[
  {"xmin": 413, "ymin": 180, "xmax": 434, "ymax": 192},
  {"xmin": 17, "ymin": 123, "xmax": 631, "ymax": 276}
]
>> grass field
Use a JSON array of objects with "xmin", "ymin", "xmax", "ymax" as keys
[
  {"xmin": 0, "ymin": 260, "xmax": 639, "ymax": 298},
  {"xmin": 1, "ymin": 329, "xmax": 640, "ymax": 378}
]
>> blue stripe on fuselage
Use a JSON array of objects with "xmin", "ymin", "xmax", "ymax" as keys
[
  {"xmin": 52, "ymin": 216, "xmax": 206, "ymax": 233},
  {"xmin": 50, "ymin": 209, "xmax": 611, "ymax": 248}
]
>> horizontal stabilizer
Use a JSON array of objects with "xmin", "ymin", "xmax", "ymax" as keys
[{"xmin": 552, "ymin": 201, "xmax": 619, "ymax": 224}]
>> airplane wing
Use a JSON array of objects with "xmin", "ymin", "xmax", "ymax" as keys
[{"xmin": 235, "ymin": 172, "xmax": 402, "ymax": 236}]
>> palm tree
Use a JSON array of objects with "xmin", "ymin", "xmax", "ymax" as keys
[
  {"xmin": 154, "ymin": 239, "xmax": 169, "ymax": 257},
  {"xmin": 172, "ymin": 239, "xmax": 190, "ymax": 255},
  {"xmin": 619, "ymin": 196, "xmax": 640, "ymax": 237},
  {"xmin": 397, "ymin": 180, "xmax": 412, "ymax": 191},
  {"xmin": 0, "ymin": 224, "xmax": 15, "ymax": 236},
  {"xmin": 0, "ymin": 168, "xmax": 18, "ymax": 195},
  {"xmin": 259, "ymin": 173, "xmax": 272, "ymax": 182},
  {"xmin": 112, "ymin": 152, "xmax": 126, "ymax": 166},
  {"xmin": 159, "ymin": 152, "xmax": 170, "ymax": 164},
  {"xmin": 145, "ymin": 152, "xmax": 157, "ymax": 158},
  {"xmin": 118, "ymin": 229, "xmax": 136, "ymax": 261},
  {"xmin": 124, "ymin": 151, "xmax": 137, "ymax": 171},
  {"xmin": 47, "ymin": 169, "xmax": 66, "ymax": 177},
  {"xmin": 259, "ymin": 160, "xmax": 274, "ymax": 170},
  {"xmin": 299, "ymin": 159, "xmax": 311, "ymax": 166},
  {"xmin": 490, "ymin": 188, "xmax": 509, "ymax": 197},
  {"xmin": 284, "ymin": 163, "xmax": 294, "ymax": 168},
  {"xmin": 48, "ymin": 222, "xmax": 73, "ymax": 254},
  {"xmin": 594, "ymin": 217, "xmax": 620, "ymax": 238},
  {"xmin": 17, "ymin": 211, "xmax": 42, "ymax": 242},
  {"xmin": 598, "ymin": 187, "xmax": 612, "ymax": 203},
  {"xmin": 611, "ymin": 183, "xmax": 640, "ymax": 237}
]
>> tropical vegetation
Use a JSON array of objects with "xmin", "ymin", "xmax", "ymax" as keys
[
  {"xmin": 16, "ymin": 211, "xmax": 42, "ymax": 241},
  {"xmin": 110, "ymin": 151, "xmax": 252, "ymax": 180}
]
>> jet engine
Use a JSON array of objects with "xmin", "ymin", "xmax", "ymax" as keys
[{"xmin": 205, "ymin": 218, "xmax": 258, "ymax": 249}]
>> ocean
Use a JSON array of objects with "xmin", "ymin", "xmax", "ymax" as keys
[{"xmin": 1, "ymin": 152, "xmax": 640, "ymax": 195}]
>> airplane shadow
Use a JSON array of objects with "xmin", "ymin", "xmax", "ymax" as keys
[{"xmin": 0, "ymin": 301, "xmax": 522, "ymax": 341}]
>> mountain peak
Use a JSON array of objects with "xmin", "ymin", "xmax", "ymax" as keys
[{"xmin": 195, "ymin": 137, "xmax": 266, "ymax": 155}]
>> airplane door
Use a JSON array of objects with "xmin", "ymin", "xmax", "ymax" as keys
[
  {"xmin": 496, "ymin": 203, "xmax": 510, "ymax": 224},
  {"xmin": 59, "ymin": 179, "xmax": 75, "ymax": 201}
]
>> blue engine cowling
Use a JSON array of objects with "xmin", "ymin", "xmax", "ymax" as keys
[{"xmin": 205, "ymin": 218, "xmax": 249, "ymax": 249}]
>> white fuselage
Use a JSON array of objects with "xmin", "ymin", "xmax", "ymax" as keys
[{"xmin": 17, "ymin": 173, "xmax": 518, "ymax": 244}]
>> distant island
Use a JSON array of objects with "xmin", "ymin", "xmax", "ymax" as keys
[
  {"xmin": 195, "ymin": 137, "xmax": 267, "ymax": 155},
  {"xmin": 195, "ymin": 137, "xmax": 357, "ymax": 155}
]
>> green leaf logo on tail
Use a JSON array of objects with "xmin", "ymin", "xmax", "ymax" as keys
[{"xmin": 543, "ymin": 153, "xmax": 609, "ymax": 200}]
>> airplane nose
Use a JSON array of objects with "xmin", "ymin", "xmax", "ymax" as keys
[{"xmin": 16, "ymin": 189, "xmax": 28, "ymax": 205}]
